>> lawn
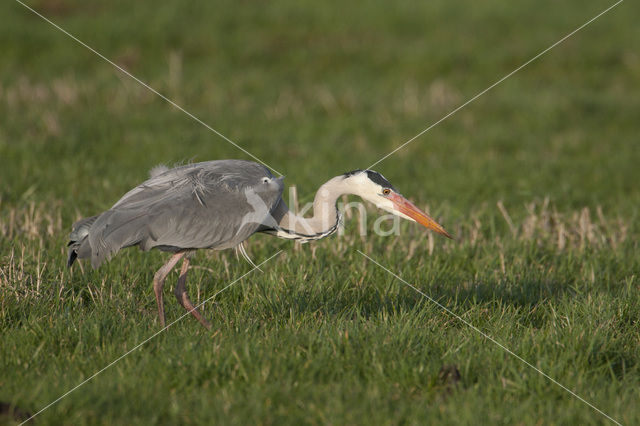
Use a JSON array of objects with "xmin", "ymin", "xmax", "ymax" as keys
[{"xmin": 1, "ymin": 0, "xmax": 639, "ymax": 424}]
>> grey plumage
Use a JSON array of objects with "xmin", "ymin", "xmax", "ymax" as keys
[
  {"xmin": 67, "ymin": 160, "xmax": 284, "ymax": 269},
  {"xmin": 66, "ymin": 215, "xmax": 99, "ymax": 267},
  {"xmin": 67, "ymin": 159, "xmax": 451, "ymax": 329}
]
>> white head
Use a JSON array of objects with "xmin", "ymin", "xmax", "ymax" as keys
[{"xmin": 341, "ymin": 170, "xmax": 452, "ymax": 238}]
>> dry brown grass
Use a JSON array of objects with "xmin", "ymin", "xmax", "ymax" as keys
[
  {"xmin": 0, "ymin": 197, "xmax": 629, "ymax": 253},
  {"xmin": 0, "ymin": 197, "xmax": 631, "ymax": 300},
  {"xmin": 494, "ymin": 198, "xmax": 629, "ymax": 251}
]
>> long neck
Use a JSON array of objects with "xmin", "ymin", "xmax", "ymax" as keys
[{"xmin": 272, "ymin": 176, "xmax": 347, "ymax": 240}]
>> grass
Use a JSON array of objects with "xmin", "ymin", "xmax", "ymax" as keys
[{"xmin": 1, "ymin": 0, "xmax": 639, "ymax": 424}]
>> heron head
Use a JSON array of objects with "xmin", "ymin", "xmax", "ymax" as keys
[{"xmin": 342, "ymin": 170, "xmax": 452, "ymax": 239}]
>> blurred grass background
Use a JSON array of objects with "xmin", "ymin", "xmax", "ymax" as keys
[{"xmin": 1, "ymin": 0, "xmax": 639, "ymax": 424}]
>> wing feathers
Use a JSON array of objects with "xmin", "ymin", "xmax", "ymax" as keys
[{"xmin": 73, "ymin": 160, "xmax": 283, "ymax": 268}]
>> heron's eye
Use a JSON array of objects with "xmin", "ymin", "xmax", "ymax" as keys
[
  {"xmin": 382, "ymin": 188, "xmax": 391, "ymax": 195},
  {"xmin": 262, "ymin": 177, "xmax": 270, "ymax": 184}
]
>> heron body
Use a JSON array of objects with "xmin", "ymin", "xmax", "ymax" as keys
[{"xmin": 67, "ymin": 159, "xmax": 450, "ymax": 328}]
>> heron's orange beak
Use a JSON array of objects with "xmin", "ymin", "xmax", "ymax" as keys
[{"xmin": 389, "ymin": 193, "xmax": 452, "ymax": 239}]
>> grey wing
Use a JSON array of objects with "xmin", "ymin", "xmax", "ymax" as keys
[{"xmin": 88, "ymin": 160, "xmax": 284, "ymax": 268}]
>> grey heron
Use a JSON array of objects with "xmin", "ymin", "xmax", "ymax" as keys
[{"xmin": 67, "ymin": 159, "xmax": 451, "ymax": 329}]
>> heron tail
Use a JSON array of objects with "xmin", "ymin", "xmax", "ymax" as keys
[{"xmin": 67, "ymin": 215, "xmax": 99, "ymax": 267}]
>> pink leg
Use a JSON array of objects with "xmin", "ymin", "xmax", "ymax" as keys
[
  {"xmin": 153, "ymin": 252, "xmax": 186, "ymax": 327},
  {"xmin": 174, "ymin": 257, "xmax": 212, "ymax": 329}
]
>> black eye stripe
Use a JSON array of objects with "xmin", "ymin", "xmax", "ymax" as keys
[
  {"xmin": 366, "ymin": 170, "xmax": 397, "ymax": 192},
  {"xmin": 342, "ymin": 169, "xmax": 397, "ymax": 192}
]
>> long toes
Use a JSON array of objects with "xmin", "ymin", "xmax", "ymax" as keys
[
  {"xmin": 196, "ymin": 315, "xmax": 212, "ymax": 330},
  {"xmin": 179, "ymin": 294, "xmax": 212, "ymax": 329}
]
